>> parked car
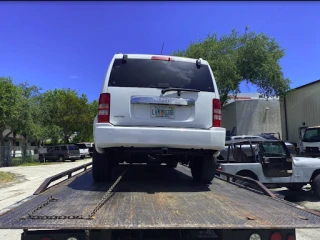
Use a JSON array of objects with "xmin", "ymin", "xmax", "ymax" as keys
[
  {"xmin": 75, "ymin": 143, "xmax": 90, "ymax": 159},
  {"xmin": 93, "ymin": 53, "xmax": 226, "ymax": 182},
  {"xmin": 81, "ymin": 142, "xmax": 94, "ymax": 157},
  {"xmin": 43, "ymin": 144, "xmax": 80, "ymax": 162}
]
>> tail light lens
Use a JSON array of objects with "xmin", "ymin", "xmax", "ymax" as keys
[
  {"xmin": 212, "ymin": 99, "xmax": 221, "ymax": 127},
  {"xmin": 151, "ymin": 56, "xmax": 173, "ymax": 61},
  {"xmin": 270, "ymin": 232, "xmax": 282, "ymax": 240},
  {"xmin": 98, "ymin": 93, "xmax": 110, "ymax": 123},
  {"xmin": 66, "ymin": 152, "xmax": 70, "ymax": 157}
]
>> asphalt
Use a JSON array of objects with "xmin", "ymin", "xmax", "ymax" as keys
[{"xmin": 0, "ymin": 160, "xmax": 319, "ymax": 240}]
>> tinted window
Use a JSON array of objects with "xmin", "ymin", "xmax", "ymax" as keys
[
  {"xmin": 69, "ymin": 145, "xmax": 79, "ymax": 150},
  {"xmin": 54, "ymin": 146, "xmax": 60, "ymax": 151},
  {"xmin": 303, "ymin": 128, "xmax": 320, "ymax": 142},
  {"xmin": 108, "ymin": 59, "xmax": 214, "ymax": 92},
  {"xmin": 261, "ymin": 142, "xmax": 289, "ymax": 157},
  {"xmin": 61, "ymin": 146, "xmax": 67, "ymax": 151},
  {"xmin": 76, "ymin": 144, "xmax": 87, "ymax": 149}
]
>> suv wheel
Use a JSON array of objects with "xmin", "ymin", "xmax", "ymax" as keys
[
  {"xmin": 312, "ymin": 175, "xmax": 320, "ymax": 199},
  {"xmin": 58, "ymin": 155, "xmax": 64, "ymax": 162},
  {"xmin": 92, "ymin": 147, "xmax": 113, "ymax": 182},
  {"xmin": 190, "ymin": 154, "xmax": 216, "ymax": 183}
]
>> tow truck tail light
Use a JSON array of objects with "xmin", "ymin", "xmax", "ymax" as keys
[
  {"xmin": 212, "ymin": 99, "xmax": 221, "ymax": 127},
  {"xmin": 270, "ymin": 232, "xmax": 282, "ymax": 240},
  {"xmin": 98, "ymin": 93, "xmax": 110, "ymax": 123}
]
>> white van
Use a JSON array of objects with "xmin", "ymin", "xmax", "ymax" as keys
[{"xmin": 93, "ymin": 54, "xmax": 226, "ymax": 183}]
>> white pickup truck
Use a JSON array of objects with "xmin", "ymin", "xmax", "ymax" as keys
[
  {"xmin": 217, "ymin": 138, "xmax": 320, "ymax": 198},
  {"xmin": 75, "ymin": 143, "xmax": 89, "ymax": 159}
]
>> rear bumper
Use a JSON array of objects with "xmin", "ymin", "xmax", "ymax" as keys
[{"xmin": 94, "ymin": 123, "xmax": 226, "ymax": 153}]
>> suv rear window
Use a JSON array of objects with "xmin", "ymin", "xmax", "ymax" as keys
[
  {"xmin": 68, "ymin": 145, "xmax": 79, "ymax": 150},
  {"xmin": 108, "ymin": 59, "xmax": 215, "ymax": 92},
  {"xmin": 76, "ymin": 144, "xmax": 87, "ymax": 149}
]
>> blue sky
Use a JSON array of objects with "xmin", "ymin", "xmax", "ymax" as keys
[{"xmin": 0, "ymin": 1, "xmax": 319, "ymax": 102}]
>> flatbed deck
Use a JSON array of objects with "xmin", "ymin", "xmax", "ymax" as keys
[{"xmin": 1, "ymin": 164, "xmax": 320, "ymax": 230}]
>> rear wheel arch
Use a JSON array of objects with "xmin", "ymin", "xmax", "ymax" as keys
[
  {"xmin": 310, "ymin": 169, "xmax": 320, "ymax": 182},
  {"xmin": 235, "ymin": 170, "xmax": 259, "ymax": 181}
]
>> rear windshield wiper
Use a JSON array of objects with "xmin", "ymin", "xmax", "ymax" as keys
[{"xmin": 161, "ymin": 88, "xmax": 200, "ymax": 96}]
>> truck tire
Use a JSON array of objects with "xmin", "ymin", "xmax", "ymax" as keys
[
  {"xmin": 190, "ymin": 155, "xmax": 216, "ymax": 183},
  {"xmin": 92, "ymin": 147, "xmax": 112, "ymax": 182},
  {"xmin": 312, "ymin": 175, "xmax": 320, "ymax": 199}
]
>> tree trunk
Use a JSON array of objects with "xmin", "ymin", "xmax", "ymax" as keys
[
  {"xmin": 23, "ymin": 134, "xmax": 28, "ymax": 162},
  {"xmin": 0, "ymin": 129, "xmax": 5, "ymax": 164},
  {"xmin": 12, "ymin": 131, "xmax": 16, "ymax": 158},
  {"xmin": 64, "ymin": 135, "xmax": 69, "ymax": 144}
]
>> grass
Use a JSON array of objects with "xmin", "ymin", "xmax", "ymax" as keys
[
  {"xmin": 0, "ymin": 171, "xmax": 17, "ymax": 183},
  {"xmin": 10, "ymin": 157, "xmax": 58, "ymax": 167},
  {"xmin": 18, "ymin": 162, "xmax": 56, "ymax": 166}
]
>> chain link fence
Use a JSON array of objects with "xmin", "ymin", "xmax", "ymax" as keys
[{"xmin": 0, "ymin": 146, "xmax": 40, "ymax": 167}]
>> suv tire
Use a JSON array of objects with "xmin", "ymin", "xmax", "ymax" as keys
[
  {"xmin": 190, "ymin": 155, "xmax": 216, "ymax": 183},
  {"xmin": 58, "ymin": 155, "xmax": 64, "ymax": 162},
  {"xmin": 312, "ymin": 175, "xmax": 320, "ymax": 199},
  {"xmin": 92, "ymin": 147, "xmax": 112, "ymax": 182}
]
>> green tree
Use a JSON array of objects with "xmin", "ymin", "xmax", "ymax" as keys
[
  {"xmin": 8, "ymin": 82, "xmax": 42, "ymax": 156},
  {"xmin": 41, "ymin": 88, "xmax": 91, "ymax": 143},
  {"xmin": 72, "ymin": 100, "xmax": 98, "ymax": 143},
  {"xmin": 173, "ymin": 28, "xmax": 290, "ymax": 106},
  {"xmin": 0, "ymin": 77, "xmax": 21, "ymax": 146}
]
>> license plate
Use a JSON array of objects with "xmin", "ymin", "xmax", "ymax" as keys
[{"xmin": 151, "ymin": 106, "xmax": 175, "ymax": 119}]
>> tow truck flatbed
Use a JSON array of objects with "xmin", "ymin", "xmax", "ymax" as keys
[{"xmin": 1, "ymin": 163, "xmax": 320, "ymax": 239}]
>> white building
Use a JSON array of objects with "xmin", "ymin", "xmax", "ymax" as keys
[
  {"xmin": 280, "ymin": 79, "xmax": 320, "ymax": 144},
  {"xmin": 222, "ymin": 93, "xmax": 282, "ymax": 137}
]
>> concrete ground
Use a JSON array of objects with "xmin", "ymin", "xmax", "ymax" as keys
[
  {"xmin": 272, "ymin": 186, "xmax": 320, "ymax": 240},
  {"xmin": 0, "ymin": 162, "xmax": 319, "ymax": 240},
  {"xmin": 0, "ymin": 158, "xmax": 92, "ymax": 240}
]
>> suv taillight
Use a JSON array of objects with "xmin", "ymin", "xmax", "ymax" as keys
[
  {"xmin": 98, "ymin": 93, "xmax": 110, "ymax": 123},
  {"xmin": 212, "ymin": 99, "xmax": 221, "ymax": 127}
]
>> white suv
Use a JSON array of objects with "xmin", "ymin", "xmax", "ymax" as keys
[{"xmin": 93, "ymin": 54, "xmax": 226, "ymax": 183}]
